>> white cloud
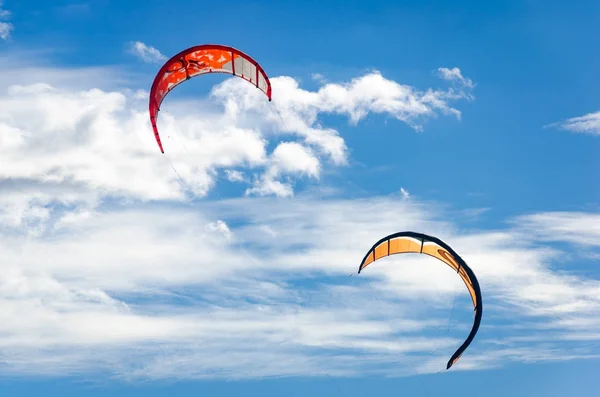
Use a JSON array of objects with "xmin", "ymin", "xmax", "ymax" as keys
[
  {"xmin": 0, "ymin": 22, "xmax": 11, "ymax": 39},
  {"xmin": 211, "ymin": 67, "xmax": 476, "ymax": 167},
  {"xmin": 513, "ymin": 211, "xmax": 600, "ymax": 247},
  {"xmin": 224, "ymin": 169, "xmax": 246, "ymax": 182},
  {"xmin": 271, "ymin": 142, "xmax": 320, "ymax": 177},
  {"xmin": 0, "ymin": 53, "xmax": 133, "ymax": 92},
  {"xmin": 128, "ymin": 41, "xmax": 167, "ymax": 64},
  {"xmin": 437, "ymin": 67, "xmax": 475, "ymax": 89},
  {"xmin": 311, "ymin": 73, "xmax": 328, "ymax": 84},
  {"xmin": 547, "ymin": 110, "xmax": 600, "ymax": 136},
  {"xmin": 206, "ymin": 219, "xmax": 233, "ymax": 241},
  {"xmin": 246, "ymin": 142, "xmax": 320, "ymax": 197},
  {"xmin": 0, "ymin": 58, "xmax": 476, "ymax": 207},
  {"xmin": 0, "ymin": 1, "xmax": 13, "ymax": 40},
  {"xmin": 0, "ymin": 79, "xmax": 269, "ymax": 203},
  {"xmin": 1, "ymin": 194, "xmax": 600, "ymax": 380}
]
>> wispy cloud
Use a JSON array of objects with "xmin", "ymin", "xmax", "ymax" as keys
[
  {"xmin": 0, "ymin": 23, "xmax": 10, "ymax": 40},
  {"xmin": 1, "ymin": 193, "xmax": 600, "ymax": 380},
  {"xmin": 0, "ymin": 51, "xmax": 133, "ymax": 91},
  {"xmin": 127, "ymin": 41, "xmax": 167, "ymax": 64},
  {"xmin": 224, "ymin": 169, "xmax": 246, "ymax": 183},
  {"xmin": 311, "ymin": 73, "xmax": 328, "ymax": 84},
  {"xmin": 400, "ymin": 187, "xmax": 411, "ymax": 199},
  {"xmin": 0, "ymin": 0, "xmax": 13, "ymax": 40},
  {"xmin": 547, "ymin": 110, "xmax": 600, "ymax": 136},
  {"xmin": 513, "ymin": 211, "xmax": 600, "ymax": 247},
  {"xmin": 436, "ymin": 67, "xmax": 475, "ymax": 89}
]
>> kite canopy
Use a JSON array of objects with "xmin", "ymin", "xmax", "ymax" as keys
[
  {"xmin": 149, "ymin": 44, "xmax": 272, "ymax": 153},
  {"xmin": 358, "ymin": 231, "xmax": 483, "ymax": 370}
]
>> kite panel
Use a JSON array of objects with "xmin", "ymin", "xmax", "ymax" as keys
[{"xmin": 148, "ymin": 44, "xmax": 272, "ymax": 153}]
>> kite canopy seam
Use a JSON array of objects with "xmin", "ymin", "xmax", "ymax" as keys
[
  {"xmin": 149, "ymin": 44, "xmax": 272, "ymax": 153},
  {"xmin": 358, "ymin": 231, "xmax": 483, "ymax": 370}
]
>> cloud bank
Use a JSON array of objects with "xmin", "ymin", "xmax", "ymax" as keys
[
  {"xmin": 0, "ymin": 55, "xmax": 475, "ymax": 202},
  {"xmin": 1, "ymin": 55, "xmax": 599, "ymax": 382}
]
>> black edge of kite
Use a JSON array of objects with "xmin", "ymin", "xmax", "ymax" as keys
[{"xmin": 357, "ymin": 231, "xmax": 483, "ymax": 371}]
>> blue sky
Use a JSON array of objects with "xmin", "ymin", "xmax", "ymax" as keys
[{"xmin": 0, "ymin": 0, "xmax": 599, "ymax": 396}]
